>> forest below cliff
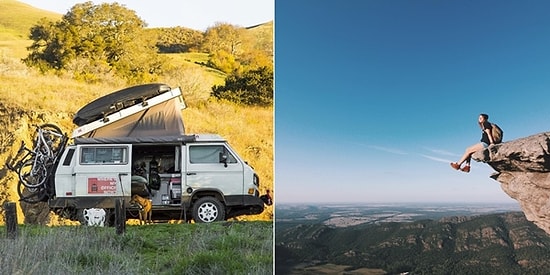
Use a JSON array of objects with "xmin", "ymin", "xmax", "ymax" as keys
[{"xmin": 276, "ymin": 212, "xmax": 550, "ymax": 274}]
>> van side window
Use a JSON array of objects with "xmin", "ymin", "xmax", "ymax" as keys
[
  {"xmin": 62, "ymin": 148, "xmax": 75, "ymax": 166},
  {"xmin": 189, "ymin": 145, "xmax": 237, "ymax": 164},
  {"xmin": 81, "ymin": 147, "xmax": 128, "ymax": 164}
]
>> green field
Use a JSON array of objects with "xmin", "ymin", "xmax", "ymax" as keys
[{"xmin": 1, "ymin": 222, "xmax": 273, "ymax": 274}]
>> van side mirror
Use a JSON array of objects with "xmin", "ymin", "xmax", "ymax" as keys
[{"xmin": 219, "ymin": 152, "xmax": 228, "ymax": 167}]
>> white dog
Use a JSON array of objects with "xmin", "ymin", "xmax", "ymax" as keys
[{"xmin": 83, "ymin": 208, "xmax": 106, "ymax": 226}]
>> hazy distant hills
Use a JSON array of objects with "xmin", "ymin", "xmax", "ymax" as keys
[{"xmin": 276, "ymin": 205, "xmax": 550, "ymax": 274}]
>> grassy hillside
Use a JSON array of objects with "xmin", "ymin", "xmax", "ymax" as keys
[
  {"xmin": 0, "ymin": 0, "xmax": 60, "ymax": 38},
  {"xmin": 0, "ymin": 1, "xmax": 273, "ymax": 224},
  {"xmin": 0, "ymin": 0, "xmax": 60, "ymax": 57},
  {"xmin": 247, "ymin": 21, "xmax": 274, "ymax": 56},
  {"xmin": 166, "ymin": 52, "xmax": 227, "ymax": 86}
]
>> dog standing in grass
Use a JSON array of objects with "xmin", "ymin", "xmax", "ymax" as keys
[{"xmin": 130, "ymin": 194, "xmax": 153, "ymax": 225}]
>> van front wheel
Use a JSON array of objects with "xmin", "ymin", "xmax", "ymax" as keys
[{"xmin": 193, "ymin": 197, "xmax": 225, "ymax": 223}]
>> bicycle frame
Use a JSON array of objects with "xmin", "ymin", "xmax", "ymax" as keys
[{"xmin": 7, "ymin": 124, "xmax": 68, "ymax": 203}]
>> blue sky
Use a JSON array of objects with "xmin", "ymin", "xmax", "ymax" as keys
[
  {"xmin": 19, "ymin": 0, "xmax": 273, "ymax": 30},
  {"xmin": 275, "ymin": 1, "xmax": 550, "ymax": 204}
]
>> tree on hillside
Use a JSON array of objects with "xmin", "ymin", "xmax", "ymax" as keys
[
  {"xmin": 208, "ymin": 49, "xmax": 241, "ymax": 74},
  {"xmin": 238, "ymin": 48, "xmax": 273, "ymax": 71},
  {"xmin": 151, "ymin": 27, "xmax": 204, "ymax": 53},
  {"xmin": 202, "ymin": 23, "xmax": 248, "ymax": 56},
  {"xmin": 211, "ymin": 66, "xmax": 273, "ymax": 106},
  {"xmin": 202, "ymin": 22, "xmax": 273, "ymax": 74},
  {"xmin": 202, "ymin": 23, "xmax": 248, "ymax": 73},
  {"xmin": 23, "ymin": 1, "xmax": 164, "ymax": 83}
]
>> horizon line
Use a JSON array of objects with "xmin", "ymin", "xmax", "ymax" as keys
[{"xmin": 275, "ymin": 201, "xmax": 520, "ymax": 205}]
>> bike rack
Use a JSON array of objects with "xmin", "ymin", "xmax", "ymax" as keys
[{"xmin": 8, "ymin": 124, "xmax": 69, "ymax": 203}]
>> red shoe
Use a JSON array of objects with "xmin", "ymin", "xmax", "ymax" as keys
[
  {"xmin": 450, "ymin": 162, "xmax": 460, "ymax": 170},
  {"xmin": 461, "ymin": 165, "xmax": 470, "ymax": 173}
]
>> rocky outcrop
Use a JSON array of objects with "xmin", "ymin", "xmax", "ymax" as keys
[{"xmin": 472, "ymin": 132, "xmax": 550, "ymax": 235}]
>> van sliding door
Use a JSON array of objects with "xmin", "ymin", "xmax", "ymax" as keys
[{"xmin": 185, "ymin": 144, "xmax": 244, "ymax": 196}]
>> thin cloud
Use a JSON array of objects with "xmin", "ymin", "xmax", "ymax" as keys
[
  {"xmin": 423, "ymin": 147, "xmax": 458, "ymax": 157},
  {"xmin": 368, "ymin": 145, "xmax": 408, "ymax": 155},
  {"xmin": 420, "ymin": 154, "xmax": 453, "ymax": 163}
]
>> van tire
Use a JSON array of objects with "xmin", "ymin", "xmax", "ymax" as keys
[{"xmin": 192, "ymin": 197, "xmax": 225, "ymax": 223}]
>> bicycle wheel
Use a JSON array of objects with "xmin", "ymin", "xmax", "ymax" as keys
[
  {"xmin": 37, "ymin": 124, "xmax": 66, "ymax": 156},
  {"xmin": 6, "ymin": 144, "xmax": 33, "ymax": 173},
  {"xmin": 18, "ymin": 159, "xmax": 47, "ymax": 188},
  {"xmin": 17, "ymin": 182, "xmax": 48, "ymax": 204}
]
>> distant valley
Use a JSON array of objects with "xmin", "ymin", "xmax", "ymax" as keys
[
  {"xmin": 276, "ymin": 203, "xmax": 550, "ymax": 274},
  {"xmin": 277, "ymin": 203, "xmax": 521, "ymax": 227}
]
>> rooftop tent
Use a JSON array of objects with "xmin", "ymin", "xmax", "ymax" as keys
[
  {"xmin": 72, "ymin": 84, "xmax": 186, "ymax": 138},
  {"xmin": 73, "ymin": 83, "xmax": 172, "ymax": 126}
]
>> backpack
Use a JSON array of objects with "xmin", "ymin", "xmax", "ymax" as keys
[{"xmin": 491, "ymin": 123, "xmax": 503, "ymax": 144}]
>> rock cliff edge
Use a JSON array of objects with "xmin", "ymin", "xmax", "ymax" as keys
[{"xmin": 473, "ymin": 132, "xmax": 550, "ymax": 235}]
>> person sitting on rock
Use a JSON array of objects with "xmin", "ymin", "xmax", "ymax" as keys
[{"xmin": 450, "ymin": 113, "xmax": 496, "ymax": 173}]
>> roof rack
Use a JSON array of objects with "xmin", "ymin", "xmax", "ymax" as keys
[{"xmin": 72, "ymin": 87, "xmax": 186, "ymax": 138}]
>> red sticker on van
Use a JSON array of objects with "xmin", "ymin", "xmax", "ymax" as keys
[{"xmin": 88, "ymin": 177, "xmax": 117, "ymax": 194}]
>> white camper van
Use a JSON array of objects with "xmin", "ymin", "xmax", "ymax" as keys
[{"xmin": 8, "ymin": 84, "xmax": 271, "ymax": 224}]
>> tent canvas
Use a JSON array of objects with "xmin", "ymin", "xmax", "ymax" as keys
[{"xmin": 79, "ymin": 98, "xmax": 185, "ymax": 138}]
